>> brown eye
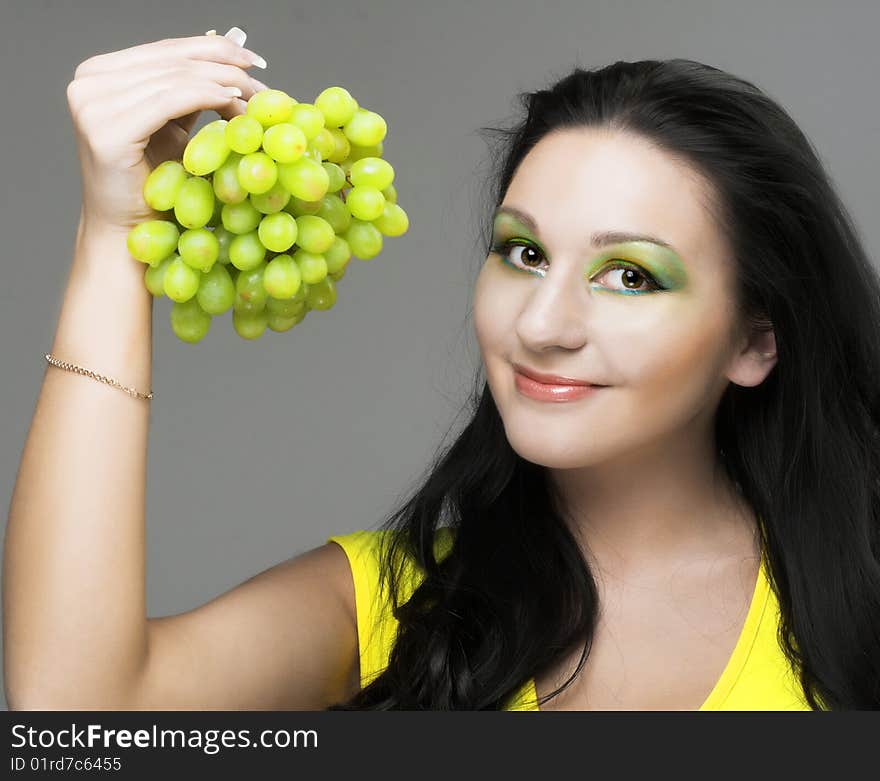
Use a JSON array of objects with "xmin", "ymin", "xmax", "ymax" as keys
[
  {"xmin": 491, "ymin": 240, "xmax": 548, "ymax": 274},
  {"xmin": 593, "ymin": 262, "xmax": 662, "ymax": 293}
]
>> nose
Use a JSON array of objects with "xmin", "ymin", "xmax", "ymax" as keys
[{"xmin": 513, "ymin": 263, "xmax": 591, "ymax": 353}]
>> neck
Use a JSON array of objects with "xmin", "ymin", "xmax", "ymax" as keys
[{"xmin": 548, "ymin": 423, "xmax": 758, "ymax": 580}]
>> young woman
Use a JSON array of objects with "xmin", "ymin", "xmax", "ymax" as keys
[{"xmin": 5, "ymin": 29, "xmax": 878, "ymax": 711}]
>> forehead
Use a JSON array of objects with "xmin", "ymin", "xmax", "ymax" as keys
[{"xmin": 503, "ymin": 127, "xmax": 727, "ymax": 266}]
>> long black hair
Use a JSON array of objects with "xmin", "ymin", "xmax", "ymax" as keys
[{"xmin": 328, "ymin": 58, "xmax": 880, "ymax": 710}]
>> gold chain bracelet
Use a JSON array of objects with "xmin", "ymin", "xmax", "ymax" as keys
[{"xmin": 45, "ymin": 353, "xmax": 154, "ymax": 401}]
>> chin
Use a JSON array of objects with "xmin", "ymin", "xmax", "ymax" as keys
[{"xmin": 501, "ymin": 422, "xmax": 610, "ymax": 470}]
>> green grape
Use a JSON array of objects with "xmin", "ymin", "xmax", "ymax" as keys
[
  {"xmin": 246, "ymin": 89, "xmax": 296, "ymax": 127},
  {"xmin": 236, "ymin": 263, "xmax": 269, "ymax": 310},
  {"xmin": 143, "ymin": 160, "xmax": 188, "ymax": 211},
  {"xmin": 283, "ymin": 196, "xmax": 323, "ymax": 216},
  {"xmin": 293, "ymin": 249, "xmax": 328, "ymax": 284},
  {"xmin": 194, "ymin": 118, "xmax": 227, "ymax": 137},
  {"xmin": 345, "ymin": 141, "xmax": 384, "ymax": 164},
  {"xmin": 303, "ymin": 144, "xmax": 323, "ymax": 163},
  {"xmin": 233, "ymin": 308, "xmax": 269, "ymax": 339},
  {"xmin": 170, "ymin": 297, "xmax": 212, "ymax": 343},
  {"xmin": 196, "ymin": 264, "xmax": 236, "ymax": 315},
  {"xmin": 178, "ymin": 228, "xmax": 220, "ymax": 273},
  {"xmin": 238, "ymin": 152, "xmax": 278, "ymax": 194},
  {"xmin": 221, "ymin": 199, "xmax": 262, "ymax": 234},
  {"xmin": 322, "ymin": 162, "xmax": 347, "ymax": 193},
  {"xmin": 289, "ymin": 280, "xmax": 309, "ymax": 304},
  {"xmin": 346, "ymin": 185, "xmax": 385, "ymax": 221},
  {"xmin": 305, "ymin": 276, "xmax": 337, "ymax": 310},
  {"xmin": 373, "ymin": 202, "xmax": 410, "ymax": 237},
  {"xmin": 214, "ymin": 225, "xmax": 233, "ymax": 264},
  {"xmin": 174, "ymin": 176, "xmax": 215, "ymax": 229},
  {"xmin": 345, "ymin": 219, "xmax": 384, "ymax": 259},
  {"xmin": 278, "ymin": 157, "xmax": 330, "ymax": 201},
  {"xmin": 263, "ymin": 253, "xmax": 303, "ymax": 298},
  {"xmin": 314, "ymin": 86, "xmax": 358, "ymax": 128},
  {"xmin": 228, "ymin": 230, "xmax": 267, "ymax": 271},
  {"xmin": 233, "ymin": 291, "xmax": 266, "ymax": 314},
  {"xmin": 163, "ymin": 255, "xmax": 201, "ymax": 302},
  {"xmin": 183, "ymin": 120, "xmax": 231, "ymax": 175},
  {"xmin": 324, "ymin": 236, "xmax": 352, "ymax": 273},
  {"xmin": 258, "ymin": 212, "xmax": 298, "ymax": 252},
  {"xmin": 266, "ymin": 312, "xmax": 300, "ymax": 332},
  {"xmin": 317, "ymin": 194, "xmax": 351, "ymax": 234},
  {"xmin": 289, "ymin": 103, "xmax": 325, "ymax": 141},
  {"xmin": 127, "ymin": 220, "xmax": 179, "ymax": 266},
  {"xmin": 381, "ymin": 183, "xmax": 398, "ymax": 204},
  {"xmin": 343, "ymin": 109, "xmax": 387, "ymax": 147},
  {"xmin": 212, "ymin": 153, "xmax": 248, "ymax": 204},
  {"xmin": 250, "ymin": 181, "xmax": 291, "ymax": 214},
  {"xmin": 295, "ymin": 215, "xmax": 335, "ymax": 254},
  {"xmin": 261, "ymin": 122, "xmax": 307, "ymax": 163},
  {"xmin": 225, "ymin": 114, "xmax": 264, "ymax": 154},
  {"xmin": 325, "ymin": 128, "xmax": 351, "ymax": 164},
  {"xmin": 312, "ymin": 128, "xmax": 336, "ymax": 161},
  {"xmin": 328, "ymin": 267, "xmax": 346, "ymax": 282},
  {"xmin": 144, "ymin": 253, "xmax": 176, "ymax": 296},
  {"xmin": 266, "ymin": 295, "xmax": 306, "ymax": 318},
  {"xmin": 350, "ymin": 157, "xmax": 394, "ymax": 190}
]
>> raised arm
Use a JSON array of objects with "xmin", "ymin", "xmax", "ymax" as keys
[{"xmin": 4, "ymin": 29, "xmax": 359, "ymax": 710}]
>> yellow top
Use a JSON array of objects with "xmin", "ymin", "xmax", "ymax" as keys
[{"xmin": 326, "ymin": 527, "xmax": 813, "ymax": 710}]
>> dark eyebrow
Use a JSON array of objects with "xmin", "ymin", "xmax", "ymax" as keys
[{"xmin": 494, "ymin": 205, "xmax": 679, "ymax": 254}]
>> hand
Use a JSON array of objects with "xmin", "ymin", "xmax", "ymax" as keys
[{"xmin": 66, "ymin": 27, "xmax": 268, "ymax": 232}]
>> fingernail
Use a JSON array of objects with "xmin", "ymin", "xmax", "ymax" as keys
[
  {"xmin": 224, "ymin": 86, "xmax": 243, "ymax": 98},
  {"xmin": 204, "ymin": 29, "xmax": 217, "ymax": 35},
  {"xmin": 250, "ymin": 77, "xmax": 269, "ymax": 92},
  {"xmin": 244, "ymin": 50, "xmax": 268, "ymax": 69},
  {"xmin": 224, "ymin": 26, "xmax": 247, "ymax": 47}
]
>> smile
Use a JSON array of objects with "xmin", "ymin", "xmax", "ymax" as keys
[{"xmin": 513, "ymin": 369, "xmax": 607, "ymax": 402}]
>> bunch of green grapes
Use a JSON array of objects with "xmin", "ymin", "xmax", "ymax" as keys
[{"xmin": 126, "ymin": 86, "xmax": 408, "ymax": 342}]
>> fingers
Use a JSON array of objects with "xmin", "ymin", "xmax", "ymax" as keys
[
  {"xmin": 74, "ymin": 59, "xmax": 265, "ymax": 114},
  {"xmin": 114, "ymin": 73, "xmax": 256, "ymax": 128},
  {"xmin": 73, "ymin": 30, "xmax": 266, "ymax": 79},
  {"xmin": 215, "ymin": 97, "xmax": 250, "ymax": 122},
  {"xmin": 109, "ymin": 80, "xmax": 248, "ymax": 152},
  {"xmin": 66, "ymin": 26, "xmax": 270, "ymax": 164},
  {"xmin": 214, "ymin": 25, "xmax": 246, "ymax": 47}
]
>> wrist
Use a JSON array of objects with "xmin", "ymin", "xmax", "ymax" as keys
[
  {"xmin": 71, "ymin": 214, "xmax": 150, "ymax": 294},
  {"xmin": 76, "ymin": 209, "xmax": 134, "ymax": 243}
]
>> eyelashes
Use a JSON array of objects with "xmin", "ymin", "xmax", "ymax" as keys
[{"xmin": 489, "ymin": 238, "xmax": 666, "ymax": 293}]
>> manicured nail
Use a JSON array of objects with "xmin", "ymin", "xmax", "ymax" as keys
[
  {"xmin": 250, "ymin": 77, "xmax": 269, "ymax": 92},
  {"xmin": 204, "ymin": 29, "xmax": 217, "ymax": 35},
  {"xmin": 223, "ymin": 86, "xmax": 243, "ymax": 98},
  {"xmin": 244, "ymin": 50, "xmax": 268, "ymax": 69},
  {"xmin": 224, "ymin": 26, "xmax": 247, "ymax": 47}
]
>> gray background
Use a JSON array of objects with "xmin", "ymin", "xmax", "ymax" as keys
[{"xmin": 1, "ymin": 0, "xmax": 877, "ymax": 710}]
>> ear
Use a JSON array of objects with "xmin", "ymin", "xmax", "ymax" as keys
[{"xmin": 725, "ymin": 323, "xmax": 778, "ymax": 388}]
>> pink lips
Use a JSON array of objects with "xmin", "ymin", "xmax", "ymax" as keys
[{"xmin": 513, "ymin": 365, "xmax": 607, "ymax": 402}]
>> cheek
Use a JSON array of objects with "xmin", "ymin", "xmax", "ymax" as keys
[
  {"xmin": 597, "ymin": 295, "xmax": 733, "ymax": 398},
  {"xmin": 473, "ymin": 261, "xmax": 512, "ymax": 355}
]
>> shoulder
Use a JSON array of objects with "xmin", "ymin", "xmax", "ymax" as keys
[
  {"xmin": 325, "ymin": 527, "xmax": 456, "ymax": 617},
  {"xmin": 326, "ymin": 526, "xmax": 456, "ymax": 573},
  {"xmin": 325, "ymin": 527, "xmax": 457, "ymax": 689}
]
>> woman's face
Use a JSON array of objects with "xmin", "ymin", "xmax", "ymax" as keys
[{"xmin": 473, "ymin": 127, "xmax": 775, "ymax": 470}]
